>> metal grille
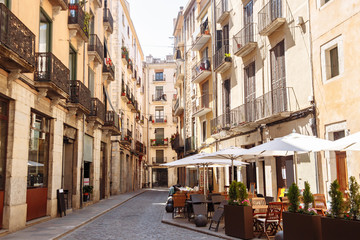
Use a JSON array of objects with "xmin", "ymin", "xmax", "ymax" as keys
[
  {"xmin": 0, "ymin": 3, "xmax": 35, "ymax": 67},
  {"xmin": 69, "ymin": 80, "xmax": 91, "ymax": 111},
  {"xmin": 103, "ymin": 8, "xmax": 113, "ymax": 32},
  {"xmin": 88, "ymin": 34, "xmax": 104, "ymax": 59},
  {"xmin": 233, "ymin": 23, "xmax": 255, "ymax": 53},
  {"xmin": 90, "ymin": 98, "xmax": 105, "ymax": 122},
  {"xmin": 258, "ymin": 0, "xmax": 283, "ymax": 33},
  {"xmin": 192, "ymin": 57, "xmax": 211, "ymax": 81},
  {"xmin": 35, "ymin": 52, "xmax": 70, "ymax": 95},
  {"xmin": 68, "ymin": 3, "xmax": 88, "ymax": 38}
]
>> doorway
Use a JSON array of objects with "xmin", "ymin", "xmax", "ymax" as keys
[
  {"xmin": 276, "ymin": 156, "xmax": 294, "ymax": 189},
  {"xmin": 152, "ymin": 169, "xmax": 168, "ymax": 187},
  {"xmin": 62, "ymin": 137, "xmax": 74, "ymax": 209},
  {"xmin": 100, "ymin": 142, "xmax": 106, "ymax": 200}
]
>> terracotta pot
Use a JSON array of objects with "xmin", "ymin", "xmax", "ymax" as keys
[
  {"xmin": 321, "ymin": 216, "xmax": 360, "ymax": 240},
  {"xmin": 224, "ymin": 205, "xmax": 253, "ymax": 239},
  {"xmin": 283, "ymin": 212, "xmax": 322, "ymax": 240}
]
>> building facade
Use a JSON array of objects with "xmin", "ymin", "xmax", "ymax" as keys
[
  {"xmin": 110, "ymin": 0, "xmax": 147, "ymax": 195},
  {"xmin": 145, "ymin": 56, "xmax": 178, "ymax": 188},
  {"xmin": 310, "ymin": 0, "xmax": 360, "ymax": 197},
  {"xmin": 172, "ymin": 0, "xmax": 318, "ymax": 198},
  {"xmin": 0, "ymin": 0, "xmax": 124, "ymax": 232}
]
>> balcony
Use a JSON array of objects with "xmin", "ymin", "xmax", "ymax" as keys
[
  {"xmin": 121, "ymin": 46, "xmax": 129, "ymax": 65},
  {"xmin": 103, "ymin": 56, "xmax": 115, "ymax": 81},
  {"xmin": 151, "ymin": 116, "xmax": 167, "ymax": 124},
  {"xmin": 213, "ymin": 45, "xmax": 232, "ymax": 73},
  {"xmin": 121, "ymin": 83, "xmax": 129, "ymax": 102},
  {"xmin": 69, "ymin": 80, "xmax": 91, "ymax": 114},
  {"xmin": 150, "ymin": 138, "xmax": 169, "ymax": 147},
  {"xmin": 136, "ymin": 77, "xmax": 141, "ymax": 87},
  {"xmin": 49, "ymin": 0, "xmax": 68, "ymax": 10},
  {"xmin": 171, "ymin": 134, "xmax": 184, "ymax": 152},
  {"xmin": 152, "ymin": 157, "xmax": 167, "ymax": 165},
  {"xmin": 185, "ymin": 136, "xmax": 197, "ymax": 153},
  {"xmin": 173, "ymin": 97, "xmax": 184, "ymax": 116},
  {"xmin": 88, "ymin": 98, "xmax": 105, "ymax": 124},
  {"xmin": 135, "ymin": 141, "xmax": 146, "ymax": 155},
  {"xmin": 191, "ymin": 20, "xmax": 210, "ymax": 51},
  {"xmin": 255, "ymin": 87, "xmax": 298, "ymax": 123},
  {"xmin": 131, "ymin": 100, "xmax": 138, "ymax": 113},
  {"xmin": 258, "ymin": 0, "xmax": 286, "ymax": 36},
  {"xmin": 127, "ymin": 93, "xmax": 135, "ymax": 110},
  {"xmin": 0, "ymin": 3, "xmax": 35, "ymax": 73},
  {"xmin": 68, "ymin": 3, "xmax": 89, "ymax": 42},
  {"xmin": 127, "ymin": 59, "xmax": 133, "ymax": 74},
  {"xmin": 34, "ymin": 52, "xmax": 69, "ymax": 100},
  {"xmin": 216, "ymin": 0, "xmax": 230, "ymax": 24},
  {"xmin": 132, "ymin": 69, "xmax": 137, "ymax": 81},
  {"xmin": 192, "ymin": 93, "xmax": 213, "ymax": 117},
  {"xmin": 233, "ymin": 23, "xmax": 257, "ymax": 57},
  {"xmin": 175, "ymin": 62, "xmax": 184, "ymax": 87},
  {"xmin": 103, "ymin": 8, "xmax": 113, "ymax": 34},
  {"xmin": 103, "ymin": 111, "xmax": 121, "ymax": 135},
  {"xmin": 153, "ymin": 74, "xmax": 166, "ymax": 83},
  {"xmin": 120, "ymin": 129, "xmax": 132, "ymax": 145},
  {"xmin": 152, "ymin": 94, "xmax": 167, "ymax": 103},
  {"xmin": 192, "ymin": 57, "xmax": 211, "ymax": 84},
  {"xmin": 88, "ymin": 34, "xmax": 104, "ymax": 65}
]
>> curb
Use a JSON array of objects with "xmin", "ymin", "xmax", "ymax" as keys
[
  {"xmin": 53, "ymin": 190, "xmax": 146, "ymax": 240},
  {"xmin": 161, "ymin": 214, "xmax": 233, "ymax": 240}
]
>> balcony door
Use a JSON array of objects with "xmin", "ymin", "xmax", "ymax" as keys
[
  {"xmin": 156, "ymin": 150, "xmax": 164, "ymax": 164},
  {"xmin": 271, "ymin": 0, "xmax": 282, "ymax": 21},
  {"xmin": 223, "ymin": 79, "xmax": 230, "ymax": 126},
  {"xmin": 155, "ymin": 86, "xmax": 164, "ymax": 100},
  {"xmin": 201, "ymin": 80, "xmax": 209, "ymax": 108},
  {"xmin": 223, "ymin": 24, "xmax": 229, "ymax": 54},
  {"xmin": 270, "ymin": 40, "xmax": 287, "ymax": 114},
  {"xmin": 39, "ymin": 11, "xmax": 51, "ymax": 53},
  {"xmin": 155, "ymin": 106, "xmax": 164, "ymax": 122},
  {"xmin": 244, "ymin": 0, "xmax": 253, "ymax": 43},
  {"xmin": 155, "ymin": 128, "xmax": 164, "ymax": 145},
  {"xmin": 244, "ymin": 62, "xmax": 256, "ymax": 122}
]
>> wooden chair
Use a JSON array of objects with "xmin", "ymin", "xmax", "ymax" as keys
[
  {"xmin": 313, "ymin": 194, "xmax": 327, "ymax": 216},
  {"xmin": 250, "ymin": 197, "xmax": 267, "ymax": 218},
  {"xmin": 254, "ymin": 202, "xmax": 283, "ymax": 240},
  {"xmin": 172, "ymin": 193, "xmax": 186, "ymax": 219},
  {"xmin": 281, "ymin": 196, "xmax": 290, "ymax": 211}
]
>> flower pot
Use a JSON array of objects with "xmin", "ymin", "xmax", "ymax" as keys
[
  {"xmin": 224, "ymin": 205, "xmax": 253, "ymax": 239},
  {"xmin": 283, "ymin": 212, "xmax": 322, "ymax": 240},
  {"xmin": 224, "ymin": 57, "xmax": 232, "ymax": 62},
  {"xmin": 321, "ymin": 217, "xmax": 360, "ymax": 240},
  {"xmin": 83, "ymin": 193, "xmax": 89, "ymax": 202}
]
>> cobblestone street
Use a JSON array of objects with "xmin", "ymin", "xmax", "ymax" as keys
[{"xmin": 61, "ymin": 189, "xmax": 221, "ymax": 240}]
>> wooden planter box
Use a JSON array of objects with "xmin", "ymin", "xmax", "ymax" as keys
[
  {"xmin": 224, "ymin": 205, "xmax": 253, "ymax": 239},
  {"xmin": 283, "ymin": 212, "xmax": 322, "ymax": 240},
  {"xmin": 321, "ymin": 217, "xmax": 360, "ymax": 240}
]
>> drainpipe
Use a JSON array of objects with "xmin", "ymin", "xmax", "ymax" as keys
[{"xmin": 307, "ymin": 0, "xmax": 319, "ymax": 194}]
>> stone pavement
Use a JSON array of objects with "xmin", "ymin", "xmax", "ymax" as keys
[
  {"xmin": 61, "ymin": 189, "xmax": 220, "ymax": 240},
  {"xmin": 0, "ymin": 189, "xmax": 146, "ymax": 240}
]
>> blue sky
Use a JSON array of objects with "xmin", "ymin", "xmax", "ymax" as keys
[{"xmin": 128, "ymin": 0, "xmax": 188, "ymax": 59}]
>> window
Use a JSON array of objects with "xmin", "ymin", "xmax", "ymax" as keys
[
  {"xmin": 155, "ymin": 72, "xmax": 164, "ymax": 81},
  {"xmin": 39, "ymin": 10, "xmax": 52, "ymax": 52},
  {"xmin": 244, "ymin": 62, "xmax": 256, "ymax": 122},
  {"xmin": 155, "ymin": 86, "xmax": 164, "ymax": 100},
  {"xmin": 321, "ymin": 35, "xmax": 343, "ymax": 82},
  {"xmin": 155, "ymin": 128, "xmax": 164, "ymax": 144},
  {"xmin": 28, "ymin": 112, "xmax": 50, "ymax": 188},
  {"xmin": 155, "ymin": 106, "xmax": 164, "ymax": 122},
  {"xmin": 156, "ymin": 150, "xmax": 164, "ymax": 163},
  {"xmin": 0, "ymin": 0, "xmax": 10, "ymax": 8},
  {"xmin": 202, "ymin": 121, "xmax": 206, "ymax": 143},
  {"xmin": 69, "ymin": 45, "xmax": 77, "ymax": 80}
]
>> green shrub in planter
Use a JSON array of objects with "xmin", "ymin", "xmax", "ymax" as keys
[
  {"xmin": 303, "ymin": 181, "xmax": 314, "ymax": 212},
  {"xmin": 348, "ymin": 176, "xmax": 360, "ymax": 220},
  {"xmin": 288, "ymin": 183, "xmax": 300, "ymax": 213}
]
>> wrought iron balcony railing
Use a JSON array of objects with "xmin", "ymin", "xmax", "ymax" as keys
[
  {"xmin": 152, "ymin": 115, "xmax": 167, "ymax": 123},
  {"xmin": 103, "ymin": 8, "xmax": 113, "ymax": 33},
  {"xmin": 153, "ymin": 74, "xmax": 166, "ymax": 82},
  {"xmin": 213, "ymin": 45, "xmax": 231, "ymax": 71},
  {"xmin": 216, "ymin": 0, "xmax": 230, "ymax": 23},
  {"xmin": 104, "ymin": 111, "xmax": 120, "ymax": 131},
  {"xmin": 152, "ymin": 157, "xmax": 167, "ymax": 164},
  {"xmin": 150, "ymin": 138, "xmax": 169, "ymax": 146},
  {"xmin": 90, "ymin": 98, "xmax": 105, "ymax": 122},
  {"xmin": 233, "ymin": 23, "xmax": 256, "ymax": 56},
  {"xmin": 192, "ymin": 57, "xmax": 211, "ymax": 82},
  {"xmin": 185, "ymin": 136, "xmax": 197, "ymax": 152},
  {"xmin": 135, "ymin": 140, "xmax": 146, "ymax": 154},
  {"xmin": 171, "ymin": 134, "xmax": 184, "ymax": 151},
  {"xmin": 68, "ymin": 3, "xmax": 89, "ymax": 39},
  {"xmin": 69, "ymin": 80, "xmax": 91, "ymax": 112},
  {"xmin": 0, "ymin": 3, "xmax": 35, "ymax": 71},
  {"xmin": 258, "ymin": 0, "xmax": 285, "ymax": 35},
  {"xmin": 192, "ymin": 93, "xmax": 212, "ymax": 114},
  {"xmin": 103, "ymin": 56, "xmax": 115, "ymax": 80},
  {"xmin": 152, "ymin": 94, "xmax": 167, "ymax": 102},
  {"xmin": 88, "ymin": 34, "xmax": 104, "ymax": 60},
  {"xmin": 35, "ymin": 52, "xmax": 70, "ymax": 95}
]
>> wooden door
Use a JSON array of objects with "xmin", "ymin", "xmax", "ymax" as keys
[
  {"xmin": 336, "ymin": 152, "xmax": 348, "ymax": 194},
  {"xmin": 244, "ymin": 0, "xmax": 253, "ymax": 42},
  {"xmin": 244, "ymin": 62, "xmax": 256, "ymax": 122},
  {"xmin": 223, "ymin": 79, "xmax": 231, "ymax": 126}
]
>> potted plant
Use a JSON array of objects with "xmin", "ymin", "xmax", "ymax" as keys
[
  {"xmin": 224, "ymin": 181, "xmax": 253, "ymax": 239},
  {"xmin": 83, "ymin": 185, "xmax": 93, "ymax": 202},
  {"xmin": 224, "ymin": 53, "xmax": 232, "ymax": 62},
  {"xmin": 283, "ymin": 182, "xmax": 322, "ymax": 240},
  {"xmin": 321, "ymin": 178, "xmax": 360, "ymax": 240}
]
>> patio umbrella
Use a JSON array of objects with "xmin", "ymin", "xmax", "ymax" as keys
[
  {"xmin": 324, "ymin": 131, "xmax": 360, "ymax": 151},
  {"xmin": 244, "ymin": 133, "xmax": 335, "ymax": 184},
  {"xmin": 198, "ymin": 147, "xmax": 251, "ymax": 182},
  {"xmin": 161, "ymin": 152, "xmax": 247, "ymax": 195}
]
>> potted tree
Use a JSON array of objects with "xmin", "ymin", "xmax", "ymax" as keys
[
  {"xmin": 283, "ymin": 182, "xmax": 322, "ymax": 240},
  {"xmin": 224, "ymin": 181, "xmax": 253, "ymax": 239},
  {"xmin": 83, "ymin": 185, "xmax": 93, "ymax": 202},
  {"xmin": 321, "ymin": 178, "xmax": 360, "ymax": 240}
]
